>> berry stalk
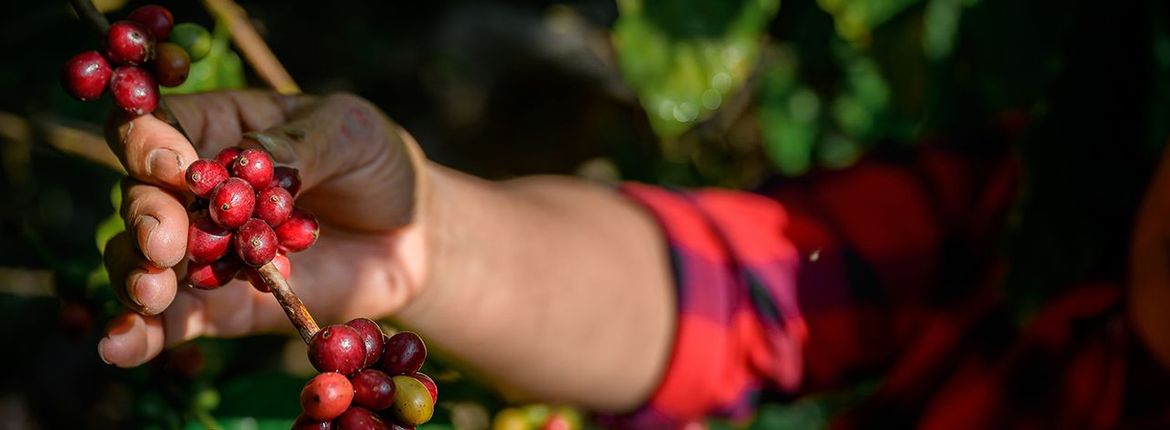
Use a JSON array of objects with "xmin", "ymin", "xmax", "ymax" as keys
[
  {"xmin": 68, "ymin": 0, "xmax": 109, "ymax": 35},
  {"xmin": 258, "ymin": 262, "xmax": 319, "ymax": 343}
]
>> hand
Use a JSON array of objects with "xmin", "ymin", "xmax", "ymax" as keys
[{"xmin": 99, "ymin": 90, "xmax": 430, "ymax": 367}]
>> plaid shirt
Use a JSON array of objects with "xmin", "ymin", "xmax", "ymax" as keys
[{"xmin": 608, "ymin": 143, "xmax": 1170, "ymax": 428}]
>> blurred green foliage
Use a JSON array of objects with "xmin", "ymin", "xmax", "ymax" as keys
[{"xmin": 614, "ymin": 0, "xmax": 778, "ymax": 149}]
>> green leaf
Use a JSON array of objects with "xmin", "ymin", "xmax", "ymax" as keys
[
  {"xmin": 816, "ymin": 0, "xmax": 923, "ymax": 45},
  {"xmin": 614, "ymin": 0, "xmax": 780, "ymax": 149},
  {"xmin": 759, "ymin": 47, "xmax": 822, "ymax": 176}
]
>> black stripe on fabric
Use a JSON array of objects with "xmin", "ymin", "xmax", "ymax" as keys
[{"xmin": 676, "ymin": 193, "xmax": 787, "ymax": 325}]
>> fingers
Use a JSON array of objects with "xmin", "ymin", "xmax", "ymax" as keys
[
  {"xmin": 104, "ymin": 231, "xmax": 178, "ymax": 315},
  {"xmin": 121, "ymin": 179, "xmax": 189, "ymax": 268},
  {"xmin": 106, "ymin": 90, "xmax": 314, "ymax": 191},
  {"xmin": 98, "ymin": 311, "xmax": 165, "ymax": 368}
]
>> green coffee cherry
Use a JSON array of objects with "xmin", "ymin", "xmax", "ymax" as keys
[{"xmin": 169, "ymin": 23, "xmax": 212, "ymax": 61}]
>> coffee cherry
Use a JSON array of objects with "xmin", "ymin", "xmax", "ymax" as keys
[
  {"xmin": 351, "ymin": 369, "xmax": 396, "ymax": 411},
  {"xmin": 214, "ymin": 147, "xmax": 243, "ymax": 168},
  {"xmin": 336, "ymin": 407, "xmax": 388, "ymax": 430},
  {"xmin": 153, "ymin": 42, "xmax": 190, "ymax": 87},
  {"xmin": 493, "ymin": 408, "xmax": 529, "ymax": 430},
  {"xmin": 411, "ymin": 372, "xmax": 437, "ymax": 403},
  {"xmin": 187, "ymin": 256, "xmax": 242, "ymax": 289},
  {"xmin": 128, "ymin": 5, "xmax": 174, "ymax": 39},
  {"xmin": 541, "ymin": 414, "xmax": 572, "ymax": 430},
  {"xmin": 185, "ymin": 159, "xmax": 229, "ymax": 198},
  {"xmin": 187, "ymin": 217, "xmax": 233, "ymax": 263},
  {"xmin": 300, "ymin": 372, "xmax": 353, "ymax": 421},
  {"xmin": 209, "ymin": 177, "xmax": 255, "ymax": 228},
  {"xmin": 62, "ymin": 51, "xmax": 112, "ymax": 101},
  {"xmin": 292, "ymin": 414, "xmax": 334, "ymax": 430},
  {"xmin": 230, "ymin": 148, "xmax": 274, "ymax": 190},
  {"xmin": 388, "ymin": 375, "xmax": 434, "ymax": 426},
  {"xmin": 109, "ymin": 66, "xmax": 158, "ymax": 115},
  {"xmin": 106, "ymin": 21, "xmax": 154, "ymax": 65},
  {"xmin": 235, "ymin": 218, "xmax": 278, "ymax": 266},
  {"xmin": 345, "ymin": 318, "xmax": 385, "ymax": 367},
  {"xmin": 246, "ymin": 252, "xmax": 290, "ymax": 293},
  {"xmin": 272, "ymin": 166, "xmax": 303, "ymax": 197},
  {"xmin": 308, "ymin": 325, "xmax": 366, "ymax": 375},
  {"xmin": 169, "ymin": 23, "xmax": 212, "ymax": 61},
  {"xmin": 381, "ymin": 332, "xmax": 426, "ymax": 375},
  {"xmin": 254, "ymin": 186, "xmax": 293, "ymax": 227},
  {"xmin": 275, "ymin": 209, "xmax": 319, "ymax": 252}
]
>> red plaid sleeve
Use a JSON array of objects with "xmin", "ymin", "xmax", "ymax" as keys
[
  {"xmin": 604, "ymin": 183, "xmax": 808, "ymax": 428},
  {"xmin": 607, "ymin": 143, "xmax": 1023, "ymax": 428}
]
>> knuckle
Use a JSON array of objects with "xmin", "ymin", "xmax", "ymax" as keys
[{"xmin": 323, "ymin": 92, "xmax": 370, "ymax": 110}]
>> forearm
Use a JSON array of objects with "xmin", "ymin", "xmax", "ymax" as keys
[{"xmin": 395, "ymin": 164, "xmax": 675, "ymax": 412}]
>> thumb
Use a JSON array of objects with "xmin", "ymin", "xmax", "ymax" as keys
[
  {"xmin": 239, "ymin": 93, "xmax": 423, "ymax": 232},
  {"xmin": 106, "ymin": 90, "xmax": 313, "ymax": 191}
]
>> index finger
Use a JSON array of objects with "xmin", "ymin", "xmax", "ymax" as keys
[{"xmin": 105, "ymin": 90, "xmax": 312, "ymax": 190}]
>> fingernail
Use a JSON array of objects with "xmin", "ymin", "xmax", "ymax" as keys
[
  {"xmin": 145, "ymin": 148, "xmax": 183, "ymax": 183},
  {"xmin": 127, "ymin": 269, "xmax": 146, "ymax": 308},
  {"xmin": 243, "ymin": 131, "xmax": 296, "ymax": 163},
  {"xmin": 134, "ymin": 215, "xmax": 160, "ymax": 265},
  {"xmin": 97, "ymin": 338, "xmax": 113, "ymax": 364},
  {"xmin": 282, "ymin": 127, "xmax": 307, "ymax": 141}
]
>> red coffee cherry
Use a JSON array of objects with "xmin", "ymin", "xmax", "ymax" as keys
[
  {"xmin": 106, "ymin": 21, "xmax": 154, "ymax": 65},
  {"xmin": 411, "ymin": 372, "xmax": 437, "ymax": 403},
  {"xmin": 187, "ymin": 217, "xmax": 233, "ymax": 263},
  {"xmin": 541, "ymin": 414, "xmax": 572, "ymax": 430},
  {"xmin": 292, "ymin": 414, "xmax": 333, "ymax": 430},
  {"xmin": 335, "ymin": 407, "xmax": 388, "ymax": 430},
  {"xmin": 345, "ymin": 318, "xmax": 386, "ymax": 367},
  {"xmin": 62, "ymin": 51, "xmax": 112, "ymax": 101},
  {"xmin": 235, "ymin": 218, "xmax": 278, "ymax": 267},
  {"xmin": 381, "ymin": 332, "xmax": 426, "ymax": 375},
  {"xmin": 109, "ymin": 66, "xmax": 158, "ymax": 115},
  {"xmin": 308, "ymin": 324, "xmax": 366, "ymax": 375},
  {"xmin": 230, "ymin": 148, "xmax": 274, "ymax": 190},
  {"xmin": 127, "ymin": 5, "xmax": 174, "ymax": 39},
  {"xmin": 209, "ymin": 177, "xmax": 255, "ymax": 228},
  {"xmin": 214, "ymin": 146, "xmax": 243, "ymax": 168},
  {"xmin": 275, "ymin": 208, "xmax": 319, "ymax": 252},
  {"xmin": 272, "ymin": 166, "xmax": 303, "ymax": 196},
  {"xmin": 153, "ymin": 42, "xmax": 190, "ymax": 87},
  {"xmin": 187, "ymin": 256, "xmax": 242, "ymax": 289},
  {"xmin": 254, "ymin": 186, "xmax": 294, "ymax": 227},
  {"xmin": 351, "ymin": 369, "xmax": 396, "ymax": 411},
  {"xmin": 300, "ymin": 372, "xmax": 353, "ymax": 421},
  {"xmin": 185, "ymin": 159, "xmax": 229, "ymax": 198},
  {"xmin": 246, "ymin": 252, "xmax": 290, "ymax": 292}
]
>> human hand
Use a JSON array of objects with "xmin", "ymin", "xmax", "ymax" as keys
[{"xmin": 99, "ymin": 91, "xmax": 430, "ymax": 367}]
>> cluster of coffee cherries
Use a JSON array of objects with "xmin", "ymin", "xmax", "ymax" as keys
[
  {"xmin": 185, "ymin": 146, "xmax": 316, "ymax": 289},
  {"xmin": 297, "ymin": 319, "xmax": 437, "ymax": 429},
  {"xmin": 62, "ymin": 4, "xmax": 213, "ymax": 114}
]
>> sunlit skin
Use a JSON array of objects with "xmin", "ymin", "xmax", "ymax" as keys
[
  {"xmin": 1130, "ymin": 145, "xmax": 1170, "ymax": 370},
  {"xmin": 99, "ymin": 91, "xmax": 674, "ymax": 412}
]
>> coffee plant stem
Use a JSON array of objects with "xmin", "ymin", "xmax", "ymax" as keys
[
  {"xmin": 68, "ymin": 0, "xmax": 109, "ymax": 36},
  {"xmin": 259, "ymin": 261, "xmax": 320, "ymax": 343}
]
